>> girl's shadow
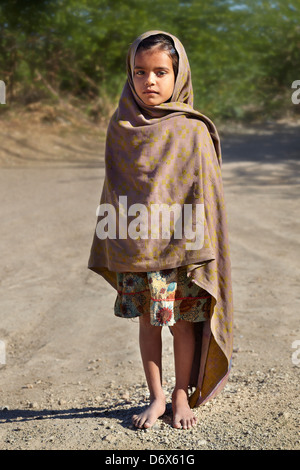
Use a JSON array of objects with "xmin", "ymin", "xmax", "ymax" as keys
[{"xmin": 0, "ymin": 402, "xmax": 173, "ymax": 430}]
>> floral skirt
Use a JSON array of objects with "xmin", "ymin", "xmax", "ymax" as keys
[{"xmin": 114, "ymin": 266, "xmax": 211, "ymax": 326}]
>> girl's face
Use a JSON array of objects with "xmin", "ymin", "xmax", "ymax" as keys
[{"xmin": 133, "ymin": 47, "xmax": 175, "ymax": 106}]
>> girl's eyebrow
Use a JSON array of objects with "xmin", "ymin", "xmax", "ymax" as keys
[{"xmin": 134, "ymin": 65, "xmax": 171, "ymax": 71}]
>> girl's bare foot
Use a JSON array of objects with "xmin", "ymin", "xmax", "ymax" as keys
[
  {"xmin": 172, "ymin": 388, "xmax": 197, "ymax": 429},
  {"xmin": 132, "ymin": 395, "xmax": 166, "ymax": 429}
]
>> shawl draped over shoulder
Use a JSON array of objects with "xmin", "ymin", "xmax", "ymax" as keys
[{"xmin": 88, "ymin": 30, "xmax": 233, "ymax": 407}]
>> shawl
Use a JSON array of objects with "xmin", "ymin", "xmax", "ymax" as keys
[{"xmin": 88, "ymin": 30, "xmax": 233, "ymax": 407}]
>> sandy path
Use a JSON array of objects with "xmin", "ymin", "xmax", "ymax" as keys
[{"xmin": 0, "ymin": 120, "xmax": 299, "ymax": 450}]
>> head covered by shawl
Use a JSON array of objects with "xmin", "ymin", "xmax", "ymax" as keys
[{"xmin": 88, "ymin": 31, "xmax": 233, "ymax": 407}]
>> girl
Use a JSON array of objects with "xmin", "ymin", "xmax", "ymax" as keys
[{"xmin": 88, "ymin": 31, "xmax": 233, "ymax": 430}]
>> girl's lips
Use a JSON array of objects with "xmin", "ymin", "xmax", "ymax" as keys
[{"xmin": 144, "ymin": 90, "xmax": 158, "ymax": 94}]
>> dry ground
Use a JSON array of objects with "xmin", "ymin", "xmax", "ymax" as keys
[{"xmin": 0, "ymin": 107, "xmax": 299, "ymax": 451}]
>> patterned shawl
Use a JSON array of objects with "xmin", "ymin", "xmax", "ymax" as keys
[{"xmin": 88, "ymin": 30, "xmax": 233, "ymax": 407}]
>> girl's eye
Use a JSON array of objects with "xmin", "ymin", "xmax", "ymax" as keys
[{"xmin": 134, "ymin": 70, "xmax": 168, "ymax": 77}]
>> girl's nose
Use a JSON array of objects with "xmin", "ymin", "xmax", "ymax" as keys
[{"xmin": 145, "ymin": 73, "xmax": 155, "ymax": 86}]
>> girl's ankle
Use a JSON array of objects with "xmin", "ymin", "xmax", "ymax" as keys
[
  {"xmin": 149, "ymin": 391, "xmax": 166, "ymax": 403},
  {"xmin": 172, "ymin": 387, "xmax": 189, "ymax": 399}
]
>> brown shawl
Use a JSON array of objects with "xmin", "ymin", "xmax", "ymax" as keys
[{"xmin": 88, "ymin": 30, "xmax": 233, "ymax": 407}]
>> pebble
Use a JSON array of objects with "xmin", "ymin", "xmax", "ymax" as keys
[
  {"xmin": 121, "ymin": 391, "xmax": 130, "ymax": 401},
  {"xmin": 29, "ymin": 402, "xmax": 38, "ymax": 409},
  {"xmin": 103, "ymin": 433, "xmax": 117, "ymax": 443},
  {"xmin": 197, "ymin": 439, "xmax": 208, "ymax": 446}
]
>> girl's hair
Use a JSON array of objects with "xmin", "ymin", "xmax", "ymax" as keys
[{"xmin": 136, "ymin": 34, "xmax": 179, "ymax": 78}]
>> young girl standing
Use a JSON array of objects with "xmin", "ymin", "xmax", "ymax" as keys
[{"xmin": 88, "ymin": 31, "xmax": 233, "ymax": 430}]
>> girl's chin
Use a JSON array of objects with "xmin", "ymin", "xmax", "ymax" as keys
[
  {"xmin": 142, "ymin": 97, "xmax": 162, "ymax": 106},
  {"xmin": 140, "ymin": 96, "xmax": 172, "ymax": 106}
]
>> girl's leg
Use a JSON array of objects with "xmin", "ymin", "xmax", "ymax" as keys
[
  {"xmin": 132, "ymin": 311, "xmax": 166, "ymax": 428},
  {"xmin": 170, "ymin": 319, "xmax": 197, "ymax": 429}
]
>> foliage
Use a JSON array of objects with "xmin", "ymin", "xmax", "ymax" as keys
[{"xmin": 0, "ymin": 0, "xmax": 299, "ymax": 122}]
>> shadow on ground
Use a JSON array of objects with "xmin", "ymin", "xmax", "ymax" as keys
[
  {"xmin": 0, "ymin": 402, "xmax": 174, "ymax": 430},
  {"xmin": 221, "ymin": 123, "xmax": 300, "ymax": 187}
]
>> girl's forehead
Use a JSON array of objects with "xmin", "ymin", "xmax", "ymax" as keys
[{"xmin": 134, "ymin": 48, "xmax": 172, "ymax": 64}]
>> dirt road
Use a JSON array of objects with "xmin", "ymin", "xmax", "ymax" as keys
[{"xmin": 0, "ymin": 116, "xmax": 299, "ymax": 450}]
